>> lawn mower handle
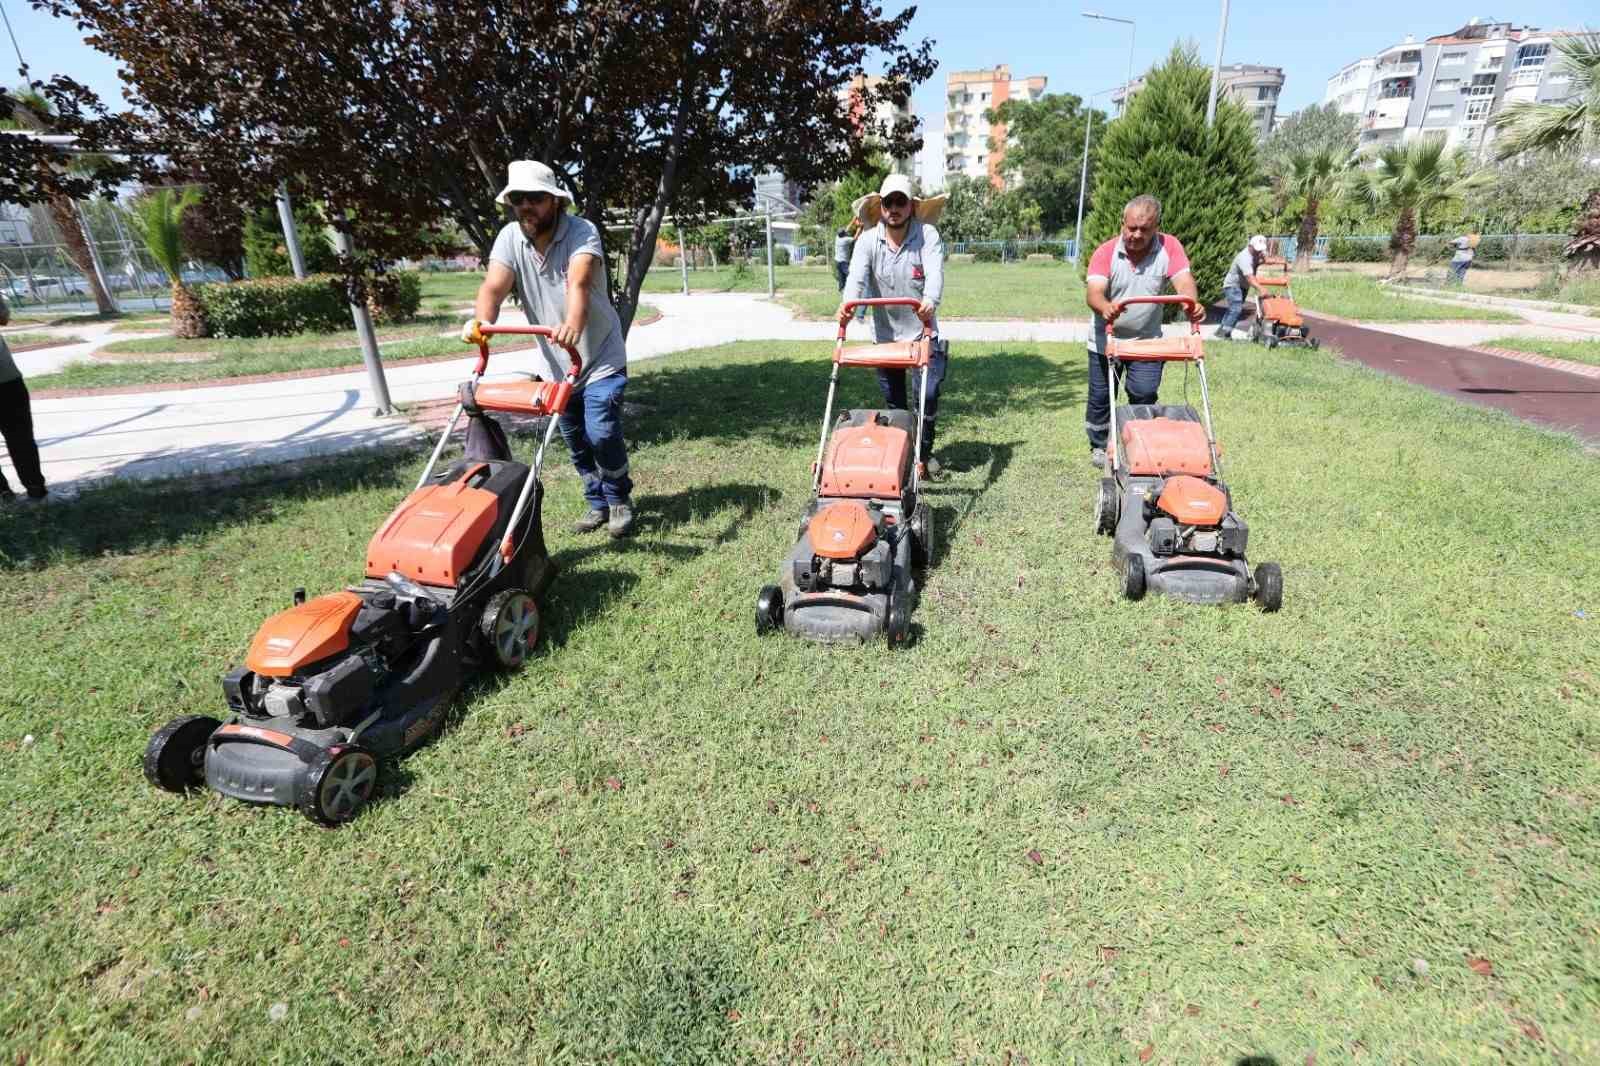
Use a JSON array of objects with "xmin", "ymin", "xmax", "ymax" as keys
[
  {"xmin": 1106, "ymin": 295, "xmax": 1202, "ymax": 334},
  {"xmin": 472, "ymin": 325, "xmax": 583, "ymax": 379},
  {"xmin": 837, "ymin": 297, "xmax": 931, "ymax": 340}
]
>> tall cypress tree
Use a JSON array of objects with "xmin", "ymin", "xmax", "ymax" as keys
[{"xmin": 1083, "ymin": 46, "xmax": 1260, "ymax": 304}]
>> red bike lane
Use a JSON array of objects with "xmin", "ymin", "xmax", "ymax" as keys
[{"xmin": 1304, "ymin": 314, "xmax": 1600, "ymax": 443}]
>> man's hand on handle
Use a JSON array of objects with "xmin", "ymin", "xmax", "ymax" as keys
[
  {"xmin": 835, "ymin": 302, "xmax": 854, "ymax": 326},
  {"xmin": 460, "ymin": 318, "xmax": 486, "ymax": 345},
  {"xmin": 550, "ymin": 321, "xmax": 582, "ymax": 350},
  {"xmin": 915, "ymin": 299, "xmax": 935, "ymax": 322},
  {"xmin": 1185, "ymin": 301, "xmax": 1207, "ymax": 327}
]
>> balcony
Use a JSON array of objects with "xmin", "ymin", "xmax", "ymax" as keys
[
  {"xmin": 1507, "ymin": 68, "xmax": 1542, "ymax": 87},
  {"xmin": 1376, "ymin": 61, "xmax": 1421, "ymax": 79}
]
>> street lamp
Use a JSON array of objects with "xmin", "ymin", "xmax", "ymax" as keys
[
  {"xmin": 1082, "ymin": 12, "xmax": 1136, "ymax": 116},
  {"xmin": 1071, "ymin": 87, "xmax": 1121, "ymax": 265},
  {"xmin": 1204, "ymin": 0, "xmax": 1233, "ymax": 126}
]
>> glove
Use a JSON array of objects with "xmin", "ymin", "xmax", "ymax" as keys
[{"xmin": 461, "ymin": 318, "xmax": 486, "ymax": 345}]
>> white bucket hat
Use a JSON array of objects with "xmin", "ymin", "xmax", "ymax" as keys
[
  {"xmin": 1248, "ymin": 234, "xmax": 1268, "ymax": 253},
  {"xmin": 496, "ymin": 160, "xmax": 573, "ymax": 206},
  {"xmin": 851, "ymin": 172, "xmax": 947, "ymax": 228}
]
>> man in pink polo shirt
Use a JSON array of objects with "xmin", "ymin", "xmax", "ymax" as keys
[{"xmin": 1082, "ymin": 195, "xmax": 1205, "ymax": 468}]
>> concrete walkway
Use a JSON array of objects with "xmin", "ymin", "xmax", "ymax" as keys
[{"xmin": 18, "ymin": 296, "xmax": 1103, "ymax": 495}]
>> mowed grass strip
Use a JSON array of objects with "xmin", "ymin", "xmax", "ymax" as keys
[
  {"xmin": 1295, "ymin": 272, "xmax": 1522, "ymax": 323},
  {"xmin": 1480, "ymin": 335, "xmax": 1600, "ymax": 368},
  {"xmin": 1, "ymin": 337, "xmax": 1597, "ymax": 1063}
]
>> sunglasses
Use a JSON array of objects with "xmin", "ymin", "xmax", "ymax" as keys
[
  {"xmin": 882, "ymin": 196, "xmax": 910, "ymax": 209},
  {"xmin": 509, "ymin": 191, "xmax": 554, "ymax": 207}
]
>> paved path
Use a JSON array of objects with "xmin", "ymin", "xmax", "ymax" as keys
[
  {"xmin": 6, "ymin": 320, "xmax": 167, "ymax": 375},
  {"xmin": 19, "ymin": 296, "xmax": 1102, "ymax": 494},
  {"xmin": 1305, "ymin": 314, "xmax": 1600, "ymax": 442}
]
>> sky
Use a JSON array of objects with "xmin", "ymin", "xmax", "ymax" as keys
[{"xmin": 4, "ymin": 0, "xmax": 1595, "ymax": 188}]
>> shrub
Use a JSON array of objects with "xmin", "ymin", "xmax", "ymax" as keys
[
  {"xmin": 772, "ymin": 245, "xmax": 791, "ymax": 267},
  {"xmin": 973, "ymin": 245, "xmax": 1003, "ymax": 263},
  {"xmin": 195, "ymin": 275, "xmax": 348, "ymax": 337},
  {"xmin": 367, "ymin": 271, "xmax": 422, "ymax": 325},
  {"xmin": 1327, "ymin": 237, "xmax": 1386, "ymax": 263}
]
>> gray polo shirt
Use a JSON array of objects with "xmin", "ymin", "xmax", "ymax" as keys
[
  {"xmin": 1222, "ymin": 248, "xmax": 1256, "ymax": 292},
  {"xmin": 489, "ymin": 214, "xmax": 626, "ymax": 386},
  {"xmin": 1085, "ymin": 233, "xmax": 1192, "ymax": 353},
  {"xmin": 1451, "ymin": 236, "xmax": 1474, "ymax": 264},
  {"xmin": 843, "ymin": 218, "xmax": 944, "ymax": 342},
  {"xmin": 0, "ymin": 295, "xmax": 17, "ymax": 385},
  {"xmin": 833, "ymin": 234, "xmax": 853, "ymax": 263}
]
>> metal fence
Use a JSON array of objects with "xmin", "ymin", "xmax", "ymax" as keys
[{"xmin": 1267, "ymin": 233, "xmax": 1570, "ymax": 265}]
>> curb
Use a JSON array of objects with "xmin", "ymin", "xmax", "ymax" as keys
[{"xmin": 1468, "ymin": 346, "xmax": 1600, "ymax": 381}]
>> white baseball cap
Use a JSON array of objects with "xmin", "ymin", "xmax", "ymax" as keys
[
  {"xmin": 877, "ymin": 173, "xmax": 915, "ymax": 201},
  {"xmin": 1248, "ymin": 234, "xmax": 1268, "ymax": 253},
  {"xmin": 496, "ymin": 160, "xmax": 573, "ymax": 206}
]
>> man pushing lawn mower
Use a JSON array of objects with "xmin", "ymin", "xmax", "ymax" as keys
[
  {"xmin": 1213, "ymin": 234, "xmax": 1268, "ymax": 341},
  {"xmin": 838, "ymin": 174, "xmax": 950, "ymax": 479},
  {"xmin": 1084, "ymin": 195, "xmax": 1206, "ymax": 470},
  {"xmin": 465, "ymin": 160, "xmax": 636, "ymax": 538}
]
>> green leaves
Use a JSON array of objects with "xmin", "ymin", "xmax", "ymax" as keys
[{"xmin": 127, "ymin": 186, "xmax": 200, "ymax": 284}]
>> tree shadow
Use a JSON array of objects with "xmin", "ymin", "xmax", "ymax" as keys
[{"xmin": 921, "ymin": 438, "xmax": 1020, "ymax": 566}]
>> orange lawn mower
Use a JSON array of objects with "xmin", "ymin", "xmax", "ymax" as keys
[
  {"xmin": 1092, "ymin": 295, "xmax": 1282, "ymax": 610},
  {"xmin": 755, "ymin": 297, "xmax": 936, "ymax": 644},
  {"xmin": 143, "ymin": 326, "xmax": 578, "ymax": 824},
  {"xmin": 1249, "ymin": 257, "xmax": 1318, "ymax": 349}
]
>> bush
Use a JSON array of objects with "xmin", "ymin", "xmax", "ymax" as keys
[
  {"xmin": 367, "ymin": 271, "xmax": 422, "ymax": 325},
  {"xmin": 195, "ymin": 275, "xmax": 348, "ymax": 337},
  {"xmin": 772, "ymin": 245, "xmax": 791, "ymax": 267},
  {"xmin": 973, "ymin": 245, "xmax": 1003, "ymax": 263},
  {"xmin": 1327, "ymin": 237, "xmax": 1386, "ymax": 263}
]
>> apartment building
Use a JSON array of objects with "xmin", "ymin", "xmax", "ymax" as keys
[
  {"xmin": 941, "ymin": 64, "xmax": 1047, "ymax": 188},
  {"xmin": 1324, "ymin": 19, "xmax": 1582, "ymax": 157},
  {"xmin": 1112, "ymin": 64, "xmax": 1285, "ymax": 139},
  {"xmin": 839, "ymin": 74, "xmax": 916, "ymax": 177}
]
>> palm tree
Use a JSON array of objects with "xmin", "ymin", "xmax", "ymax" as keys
[
  {"xmin": 1492, "ymin": 30, "xmax": 1600, "ymax": 271},
  {"xmin": 1285, "ymin": 147, "xmax": 1348, "ymax": 272},
  {"xmin": 129, "ymin": 187, "xmax": 205, "ymax": 337},
  {"xmin": 1350, "ymin": 139, "xmax": 1484, "ymax": 279},
  {"xmin": 4, "ymin": 89, "xmax": 120, "ymax": 316}
]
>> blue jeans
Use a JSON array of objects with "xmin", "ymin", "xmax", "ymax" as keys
[
  {"xmin": 558, "ymin": 372, "xmax": 632, "ymax": 510},
  {"xmin": 876, "ymin": 339, "xmax": 948, "ymax": 453},
  {"xmin": 1218, "ymin": 285, "xmax": 1246, "ymax": 333},
  {"xmin": 1085, "ymin": 349, "xmax": 1162, "ymax": 450},
  {"xmin": 1450, "ymin": 259, "xmax": 1471, "ymax": 285}
]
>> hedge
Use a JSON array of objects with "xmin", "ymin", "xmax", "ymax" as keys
[{"xmin": 194, "ymin": 271, "xmax": 422, "ymax": 337}]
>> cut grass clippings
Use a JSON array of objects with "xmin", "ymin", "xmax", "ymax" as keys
[
  {"xmin": 2, "ymin": 332, "xmax": 84, "ymax": 350},
  {"xmin": 1, "ymin": 336, "xmax": 1597, "ymax": 1062},
  {"xmin": 1294, "ymin": 272, "xmax": 1521, "ymax": 323},
  {"xmin": 1480, "ymin": 335, "xmax": 1600, "ymax": 368}
]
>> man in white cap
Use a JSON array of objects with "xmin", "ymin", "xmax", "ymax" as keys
[
  {"xmin": 464, "ymin": 160, "xmax": 635, "ymax": 538},
  {"xmin": 836, "ymin": 172, "xmax": 948, "ymax": 477},
  {"xmin": 1214, "ymin": 234, "xmax": 1268, "ymax": 341}
]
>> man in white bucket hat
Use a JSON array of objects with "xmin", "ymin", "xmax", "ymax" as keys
[
  {"xmin": 465, "ymin": 160, "xmax": 635, "ymax": 538},
  {"xmin": 1214, "ymin": 233, "xmax": 1268, "ymax": 340},
  {"xmin": 837, "ymin": 172, "xmax": 950, "ymax": 477}
]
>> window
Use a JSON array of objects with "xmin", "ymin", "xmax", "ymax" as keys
[
  {"xmin": 1483, "ymin": 54, "xmax": 1503, "ymax": 68},
  {"xmin": 979, "ymin": 91, "xmax": 989, "ymax": 101},
  {"xmin": 1515, "ymin": 43, "xmax": 1549, "ymax": 68},
  {"xmin": 1425, "ymin": 104, "xmax": 1454, "ymax": 124},
  {"xmin": 1434, "ymin": 77, "xmax": 1460, "ymax": 92},
  {"xmin": 1378, "ymin": 78, "xmax": 1414, "ymax": 100},
  {"xmin": 1464, "ymin": 97, "xmax": 1493, "ymax": 122},
  {"xmin": 1439, "ymin": 50, "xmax": 1467, "ymax": 65}
]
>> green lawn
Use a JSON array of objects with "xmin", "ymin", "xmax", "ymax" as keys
[
  {"xmin": 30, "ymin": 315, "xmax": 471, "ymax": 391},
  {"xmin": 648, "ymin": 260, "xmax": 1087, "ymax": 321},
  {"xmin": 2, "ymin": 331, "xmax": 83, "ymax": 349},
  {"xmin": 2, "ymin": 337, "xmax": 1597, "ymax": 1062},
  {"xmin": 3, "ymin": 310, "xmax": 167, "ymax": 329},
  {"xmin": 419, "ymin": 270, "xmax": 487, "ymax": 306},
  {"xmin": 1481, "ymin": 335, "xmax": 1600, "ymax": 368},
  {"xmin": 1295, "ymin": 273, "xmax": 1521, "ymax": 322}
]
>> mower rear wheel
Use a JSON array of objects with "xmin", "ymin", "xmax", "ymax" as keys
[
  {"xmin": 299, "ymin": 745, "xmax": 378, "ymax": 826},
  {"xmin": 1121, "ymin": 556, "xmax": 1147, "ymax": 601},
  {"xmin": 1094, "ymin": 478, "xmax": 1118, "ymax": 536},
  {"xmin": 481, "ymin": 589, "xmax": 539, "ymax": 670},
  {"xmin": 1266, "ymin": 334, "xmax": 1279, "ymax": 350},
  {"xmin": 1309, "ymin": 337, "xmax": 1320, "ymax": 350},
  {"xmin": 143, "ymin": 715, "xmax": 221, "ymax": 793},
  {"xmin": 755, "ymin": 585, "xmax": 784, "ymax": 634},
  {"xmin": 909, "ymin": 502, "xmax": 934, "ymax": 568},
  {"xmin": 1253, "ymin": 562, "xmax": 1284, "ymax": 612},
  {"xmin": 1250, "ymin": 318, "xmax": 1263, "ymax": 343},
  {"xmin": 885, "ymin": 594, "xmax": 912, "ymax": 646}
]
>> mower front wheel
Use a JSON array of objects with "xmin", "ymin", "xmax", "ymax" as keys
[
  {"xmin": 299, "ymin": 744, "xmax": 379, "ymax": 826},
  {"xmin": 909, "ymin": 502, "xmax": 934, "ymax": 568},
  {"xmin": 1121, "ymin": 556, "xmax": 1147, "ymax": 601},
  {"xmin": 1253, "ymin": 562, "xmax": 1283, "ymax": 612},
  {"xmin": 885, "ymin": 594, "xmax": 912, "ymax": 646},
  {"xmin": 481, "ymin": 589, "xmax": 539, "ymax": 670},
  {"xmin": 755, "ymin": 585, "xmax": 784, "ymax": 635},
  {"xmin": 1094, "ymin": 478, "xmax": 1119, "ymax": 536},
  {"xmin": 143, "ymin": 715, "xmax": 221, "ymax": 793}
]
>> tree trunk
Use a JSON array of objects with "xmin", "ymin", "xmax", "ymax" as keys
[
  {"xmin": 1389, "ymin": 206, "xmax": 1417, "ymax": 279},
  {"xmin": 170, "ymin": 281, "xmax": 207, "ymax": 338},
  {"xmin": 1565, "ymin": 186, "xmax": 1600, "ymax": 274},
  {"xmin": 46, "ymin": 196, "xmax": 117, "ymax": 316},
  {"xmin": 1296, "ymin": 196, "xmax": 1319, "ymax": 273}
]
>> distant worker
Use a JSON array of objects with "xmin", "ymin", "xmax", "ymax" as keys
[
  {"xmin": 1449, "ymin": 233, "xmax": 1477, "ymax": 286},
  {"xmin": 838, "ymin": 173, "xmax": 949, "ymax": 477},
  {"xmin": 463, "ymin": 160, "xmax": 635, "ymax": 538},
  {"xmin": 833, "ymin": 219, "xmax": 865, "ymax": 321},
  {"xmin": 1214, "ymin": 234, "xmax": 1269, "ymax": 340},
  {"xmin": 1083, "ymin": 194, "xmax": 1206, "ymax": 469},
  {"xmin": 0, "ymin": 291, "xmax": 48, "ymax": 505}
]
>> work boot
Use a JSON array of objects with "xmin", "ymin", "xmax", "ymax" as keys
[
  {"xmin": 1212, "ymin": 327, "xmax": 1232, "ymax": 340},
  {"xmin": 1088, "ymin": 447, "xmax": 1107, "ymax": 470},
  {"xmin": 608, "ymin": 501, "xmax": 636, "ymax": 539},
  {"xmin": 923, "ymin": 455, "xmax": 944, "ymax": 480},
  {"xmin": 0, "ymin": 490, "xmax": 14, "ymax": 507},
  {"xmin": 572, "ymin": 506, "xmax": 608, "ymax": 534},
  {"xmin": 18, "ymin": 489, "xmax": 47, "ymax": 506}
]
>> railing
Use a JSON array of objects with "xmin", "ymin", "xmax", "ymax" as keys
[{"xmin": 1270, "ymin": 232, "xmax": 1570, "ymax": 264}]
